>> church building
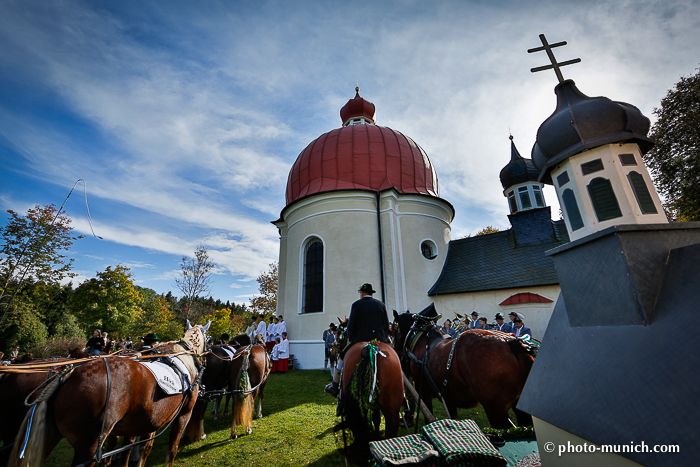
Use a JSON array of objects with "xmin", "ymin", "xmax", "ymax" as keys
[
  {"xmin": 273, "ymin": 88, "xmax": 567, "ymax": 367},
  {"xmin": 273, "ymin": 89, "xmax": 454, "ymax": 367}
]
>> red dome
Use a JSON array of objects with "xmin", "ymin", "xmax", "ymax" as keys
[
  {"xmin": 285, "ymin": 123, "xmax": 440, "ymax": 206},
  {"xmin": 340, "ymin": 88, "xmax": 376, "ymax": 125}
]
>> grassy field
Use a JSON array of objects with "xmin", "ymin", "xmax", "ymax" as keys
[{"xmin": 43, "ymin": 370, "xmax": 504, "ymax": 467}]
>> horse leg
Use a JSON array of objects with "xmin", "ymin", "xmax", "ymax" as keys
[
  {"xmin": 163, "ymin": 406, "xmax": 194, "ymax": 467},
  {"xmin": 116, "ymin": 436, "xmax": 137, "ymax": 467},
  {"xmin": 513, "ymin": 405, "xmax": 533, "ymax": 427},
  {"xmin": 102, "ymin": 436, "xmax": 120, "ymax": 467},
  {"xmin": 482, "ymin": 404, "xmax": 515, "ymax": 430},
  {"xmin": 135, "ymin": 434, "xmax": 155, "ymax": 467}
]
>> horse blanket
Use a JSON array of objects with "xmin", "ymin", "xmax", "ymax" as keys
[{"xmin": 141, "ymin": 356, "xmax": 191, "ymax": 395}]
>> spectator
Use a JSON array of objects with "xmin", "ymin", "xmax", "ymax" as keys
[
  {"xmin": 493, "ymin": 313, "xmax": 510, "ymax": 332},
  {"xmin": 323, "ymin": 323, "xmax": 336, "ymax": 373},
  {"xmin": 467, "ymin": 311, "xmax": 485, "ymax": 330},
  {"xmin": 478, "ymin": 317, "xmax": 488, "ymax": 330},
  {"xmin": 125, "ymin": 336, "xmax": 134, "ymax": 350},
  {"xmin": 86, "ymin": 329, "xmax": 104, "ymax": 356},
  {"xmin": 141, "ymin": 332, "xmax": 161, "ymax": 350},
  {"xmin": 277, "ymin": 315, "xmax": 287, "ymax": 338},
  {"xmin": 245, "ymin": 317, "xmax": 257, "ymax": 340},
  {"xmin": 270, "ymin": 337, "xmax": 281, "ymax": 373},
  {"xmin": 511, "ymin": 314, "xmax": 531, "ymax": 337},
  {"xmin": 277, "ymin": 332, "xmax": 290, "ymax": 373},
  {"xmin": 266, "ymin": 316, "xmax": 276, "ymax": 352},
  {"xmin": 441, "ymin": 319, "xmax": 457, "ymax": 337}
]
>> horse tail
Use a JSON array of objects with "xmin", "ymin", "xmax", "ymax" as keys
[
  {"xmin": 184, "ymin": 399, "xmax": 207, "ymax": 442},
  {"xmin": 9, "ymin": 400, "xmax": 49, "ymax": 467},
  {"xmin": 232, "ymin": 350, "xmax": 253, "ymax": 437},
  {"xmin": 336, "ymin": 354, "xmax": 377, "ymax": 464}
]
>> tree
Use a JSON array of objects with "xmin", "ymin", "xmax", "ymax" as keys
[
  {"xmin": 462, "ymin": 225, "xmax": 501, "ymax": 238},
  {"xmin": 250, "ymin": 261, "xmax": 278, "ymax": 317},
  {"xmin": 71, "ymin": 265, "xmax": 142, "ymax": 337},
  {"xmin": 135, "ymin": 287, "xmax": 181, "ymax": 341},
  {"xmin": 645, "ymin": 67, "xmax": 700, "ymax": 221},
  {"xmin": 0, "ymin": 204, "xmax": 82, "ymax": 325},
  {"xmin": 174, "ymin": 246, "xmax": 215, "ymax": 319}
]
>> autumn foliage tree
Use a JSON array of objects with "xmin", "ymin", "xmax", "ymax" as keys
[
  {"xmin": 250, "ymin": 261, "xmax": 278, "ymax": 318},
  {"xmin": 71, "ymin": 265, "xmax": 143, "ymax": 337},
  {"xmin": 645, "ymin": 67, "xmax": 700, "ymax": 221},
  {"xmin": 0, "ymin": 204, "xmax": 82, "ymax": 325}
]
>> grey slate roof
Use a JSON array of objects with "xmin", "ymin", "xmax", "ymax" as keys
[{"xmin": 429, "ymin": 207, "xmax": 569, "ymax": 295}]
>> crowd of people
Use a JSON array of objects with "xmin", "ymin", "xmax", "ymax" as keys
[
  {"xmin": 442, "ymin": 311, "xmax": 532, "ymax": 337},
  {"xmin": 237, "ymin": 314, "xmax": 290, "ymax": 373}
]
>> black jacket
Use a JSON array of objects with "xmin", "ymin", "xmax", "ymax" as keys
[{"xmin": 347, "ymin": 296, "xmax": 390, "ymax": 345}]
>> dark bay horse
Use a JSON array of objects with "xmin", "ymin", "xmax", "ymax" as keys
[
  {"xmin": 334, "ymin": 320, "xmax": 404, "ymax": 464},
  {"xmin": 9, "ymin": 322, "xmax": 210, "ymax": 467},
  {"xmin": 392, "ymin": 310, "xmax": 535, "ymax": 429}
]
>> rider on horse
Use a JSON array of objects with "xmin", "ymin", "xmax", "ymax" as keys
[{"xmin": 325, "ymin": 283, "xmax": 390, "ymax": 397}]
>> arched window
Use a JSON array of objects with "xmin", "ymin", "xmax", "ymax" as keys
[
  {"xmin": 587, "ymin": 177, "xmax": 622, "ymax": 222},
  {"xmin": 627, "ymin": 171, "xmax": 658, "ymax": 214},
  {"xmin": 303, "ymin": 238, "xmax": 323, "ymax": 313},
  {"xmin": 562, "ymin": 189, "xmax": 584, "ymax": 231}
]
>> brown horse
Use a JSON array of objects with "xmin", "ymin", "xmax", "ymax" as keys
[
  {"xmin": 0, "ymin": 358, "xmax": 72, "ymax": 467},
  {"xmin": 228, "ymin": 343, "xmax": 269, "ymax": 439},
  {"xmin": 334, "ymin": 320, "xmax": 404, "ymax": 465},
  {"xmin": 9, "ymin": 321, "xmax": 210, "ymax": 467},
  {"xmin": 392, "ymin": 310, "xmax": 535, "ymax": 429}
]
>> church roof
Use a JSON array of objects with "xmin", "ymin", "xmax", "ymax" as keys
[
  {"xmin": 531, "ymin": 80, "xmax": 655, "ymax": 184},
  {"xmin": 284, "ymin": 90, "xmax": 439, "ymax": 206},
  {"xmin": 428, "ymin": 208, "xmax": 569, "ymax": 295},
  {"xmin": 499, "ymin": 138, "xmax": 539, "ymax": 190}
]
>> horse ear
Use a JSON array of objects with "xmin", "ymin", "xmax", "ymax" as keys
[
  {"xmin": 393, "ymin": 310, "xmax": 399, "ymax": 320},
  {"xmin": 187, "ymin": 320, "xmax": 193, "ymax": 330},
  {"xmin": 202, "ymin": 321, "xmax": 212, "ymax": 332}
]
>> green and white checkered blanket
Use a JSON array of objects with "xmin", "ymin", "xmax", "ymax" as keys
[
  {"xmin": 369, "ymin": 420, "xmax": 507, "ymax": 466},
  {"xmin": 369, "ymin": 434, "xmax": 441, "ymax": 466},
  {"xmin": 421, "ymin": 420, "xmax": 506, "ymax": 466}
]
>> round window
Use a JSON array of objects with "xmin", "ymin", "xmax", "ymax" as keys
[{"xmin": 420, "ymin": 240, "xmax": 437, "ymax": 260}]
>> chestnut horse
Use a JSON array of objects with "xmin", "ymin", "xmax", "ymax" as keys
[
  {"xmin": 334, "ymin": 320, "xmax": 404, "ymax": 464},
  {"xmin": 392, "ymin": 310, "xmax": 535, "ymax": 428},
  {"xmin": 9, "ymin": 322, "xmax": 210, "ymax": 467},
  {"xmin": 0, "ymin": 358, "xmax": 73, "ymax": 467}
]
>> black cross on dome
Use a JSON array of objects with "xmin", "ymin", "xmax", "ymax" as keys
[{"xmin": 528, "ymin": 34, "xmax": 581, "ymax": 83}]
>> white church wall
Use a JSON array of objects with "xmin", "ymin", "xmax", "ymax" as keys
[
  {"xmin": 275, "ymin": 190, "xmax": 454, "ymax": 369},
  {"xmin": 431, "ymin": 285, "xmax": 560, "ymax": 340}
]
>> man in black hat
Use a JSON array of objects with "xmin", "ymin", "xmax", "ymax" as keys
[{"xmin": 325, "ymin": 283, "xmax": 390, "ymax": 397}]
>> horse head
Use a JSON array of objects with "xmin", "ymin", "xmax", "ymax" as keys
[
  {"xmin": 182, "ymin": 321, "xmax": 212, "ymax": 354},
  {"xmin": 391, "ymin": 310, "xmax": 415, "ymax": 356}
]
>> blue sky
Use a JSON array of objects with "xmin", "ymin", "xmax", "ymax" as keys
[{"xmin": 1, "ymin": 0, "xmax": 699, "ymax": 305}]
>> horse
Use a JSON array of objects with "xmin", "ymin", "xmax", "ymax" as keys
[
  {"xmin": 228, "ymin": 339, "xmax": 269, "ymax": 439},
  {"xmin": 0, "ymin": 358, "xmax": 74, "ymax": 467},
  {"xmin": 392, "ymin": 309, "xmax": 535, "ymax": 429},
  {"xmin": 9, "ymin": 321, "xmax": 211, "ymax": 467},
  {"xmin": 184, "ymin": 337, "xmax": 243, "ymax": 442},
  {"xmin": 333, "ymin": 319, "xmax": 404, "ymax": 465}
]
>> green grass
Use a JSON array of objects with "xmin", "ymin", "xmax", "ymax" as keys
[{"xmin": 43, "ymin": 370, "xmax": 517, "ymax": 466}]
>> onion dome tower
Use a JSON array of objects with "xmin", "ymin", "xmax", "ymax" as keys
[
  {"xmin": 273, "ymin": 88, "xmax": 454, "ymax": 367},
  {"xmin": 500, "ymin": 136, "xmax": 546, "ymax": 214},
  {"xmin": 531, "ymin": 80, "xmax": 667, "ymax": 241}
]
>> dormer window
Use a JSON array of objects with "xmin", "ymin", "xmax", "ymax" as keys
[{"xmin": 518, "ymin": 186, "xmax": 532, "ymax": 209}]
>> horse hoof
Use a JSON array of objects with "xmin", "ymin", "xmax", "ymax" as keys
[
  {"xmin": 245, "ymin": 428, "xmax": 252, "ymax": 435},
  {"xmin": 201, "ymin": 434, "xmax": 207, "ymax": 440},
  {"xmin": 231, "ymin": 433, "xmax": 238, "ymax": 439}
]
